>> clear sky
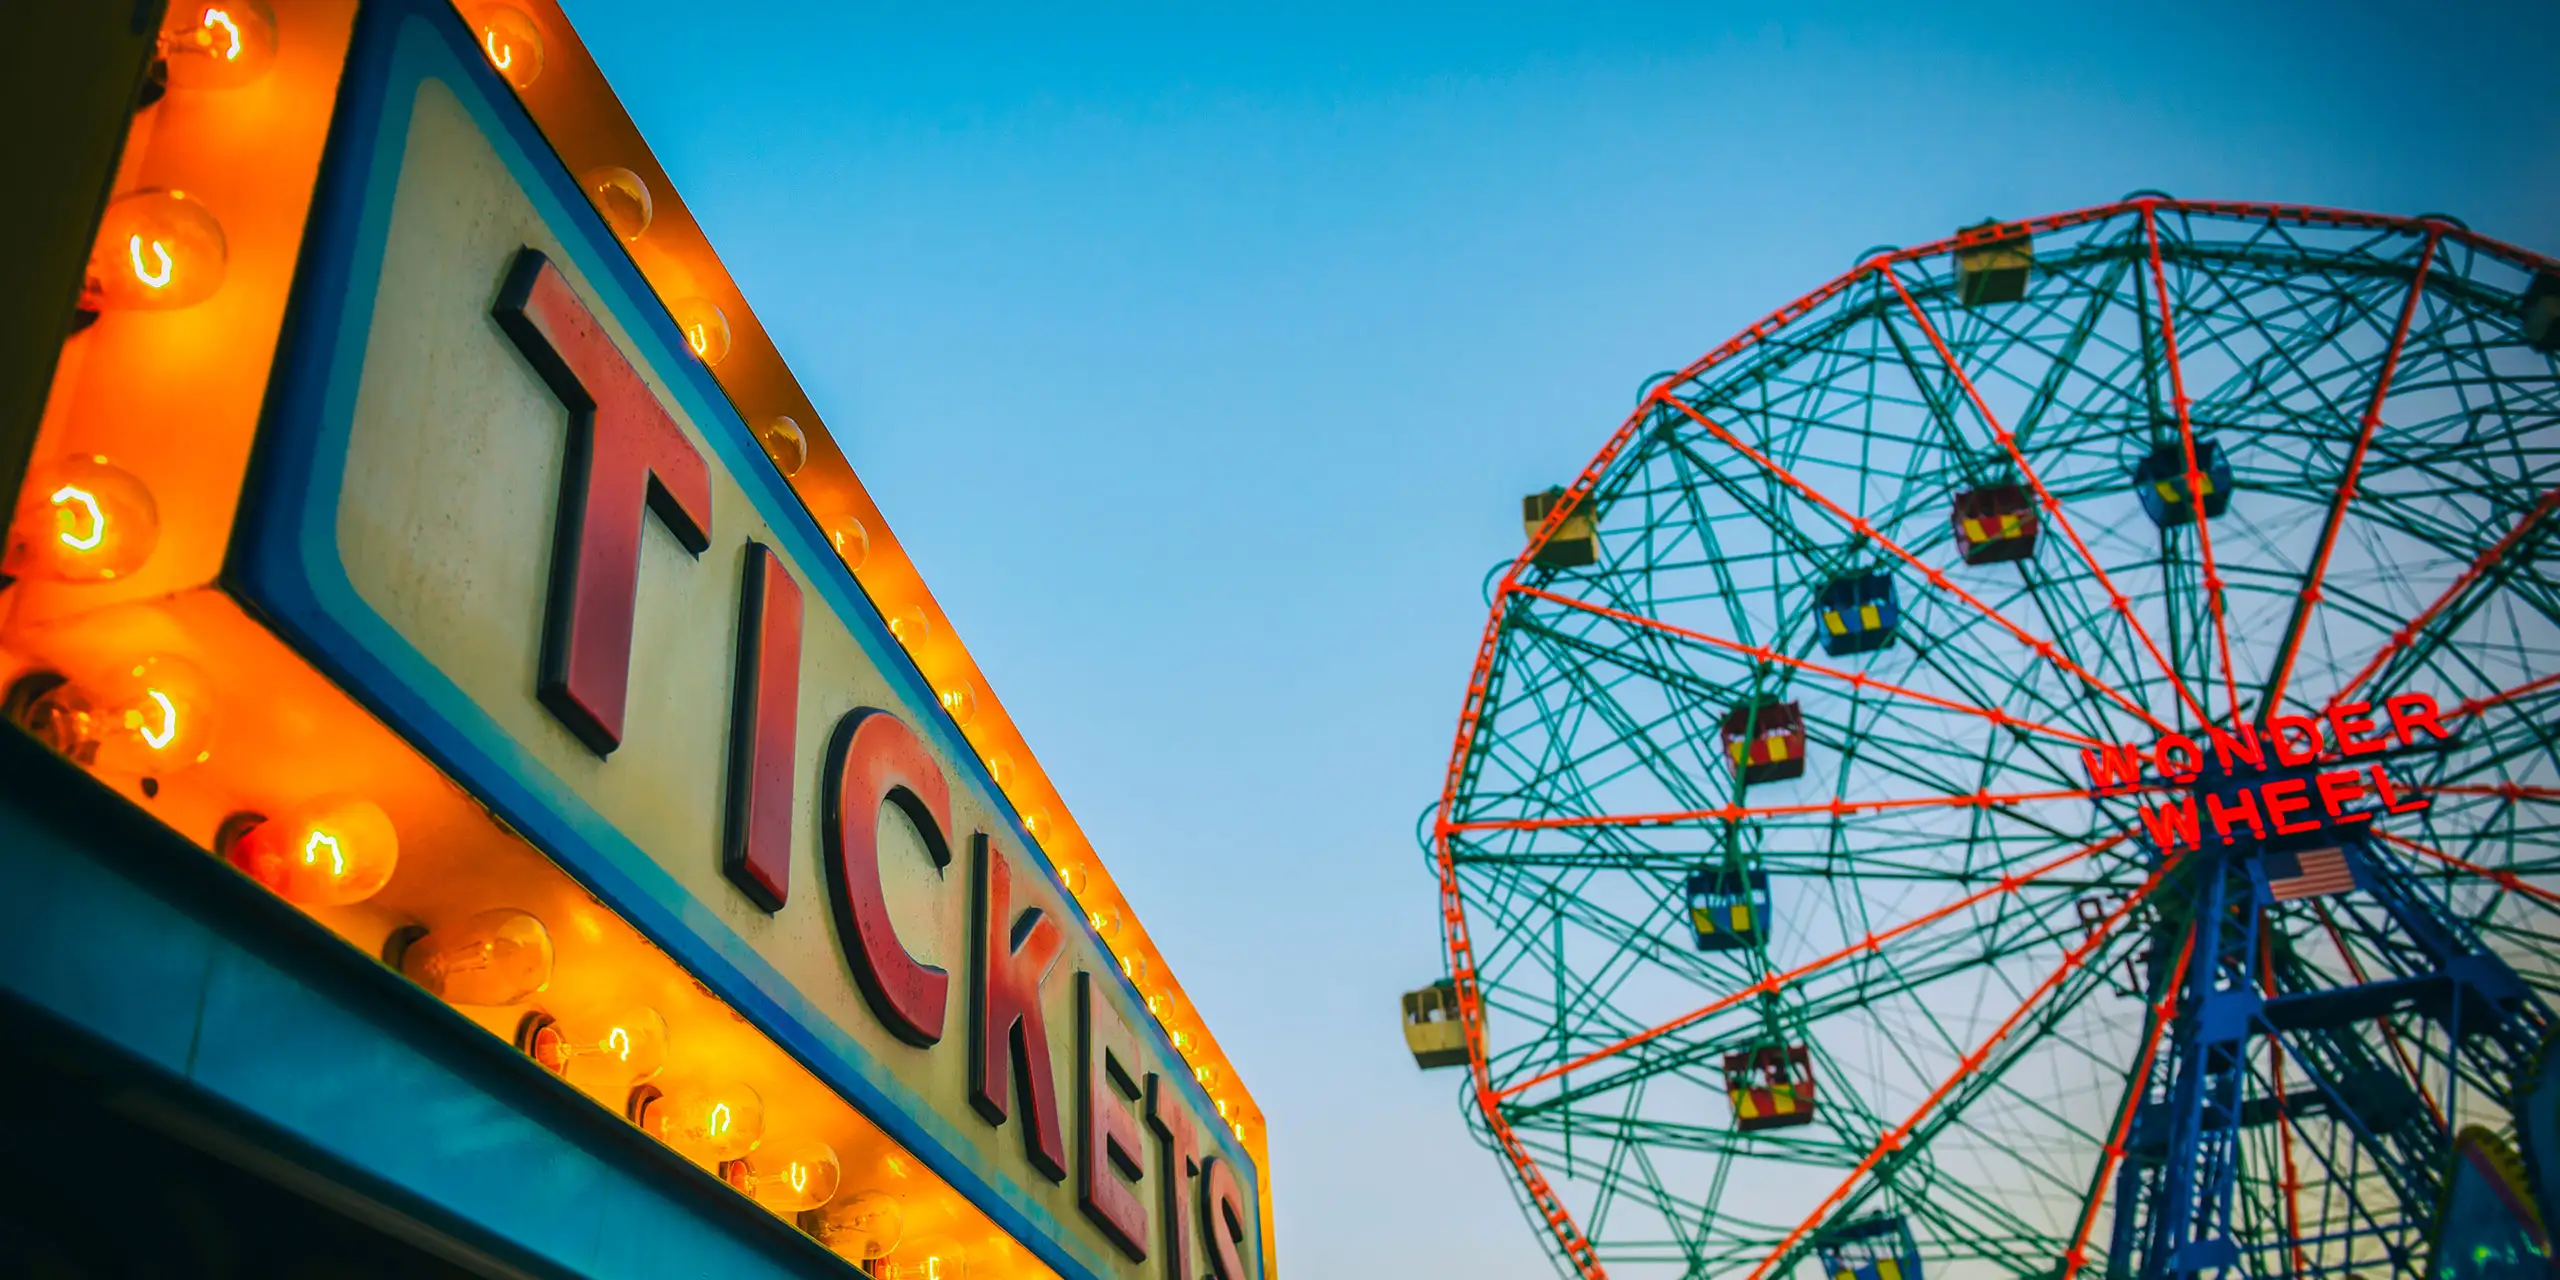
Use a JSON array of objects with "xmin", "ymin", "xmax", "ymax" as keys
[{"xmin": 555, "ymin": 2, "xmax": 2558, "ymax": 1273}]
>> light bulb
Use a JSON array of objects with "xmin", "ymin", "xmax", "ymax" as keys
[
  {"xmin": 985, "ymin": 753, "xmax": 1014, "ymax": 787},
  {"xmin": 879, "ymin": 1239, "xmax": 970, "ymax": 1279},
  {"xmin": 1022, "ymin": 810, "xmax": 1050, "ymax": 842},
  {"xmin": 1086, "ymin": 906, "xmax": 1118, "ymax": 937},
  {"xmin": 672, "ymin": 298, "xmax": 731, "ymax": 365},
  {"xmin": 476, "ymin": 6, "xmax": 543, "ymax": 89},
  {"xmin": 8, "ymin": 455, "xmax": 160, "ymax": 582},
  {"xmin": 829, "ymin": 515, "xmax": 868, "ymax": 569},
  {"xmin": 1170, "ymin": 1027, "xmax": 1192, "ymax": 1052},
  {"xmin": 226, "ymin": 796, "xmax": 399, "ymax": 905},
  {"xmin": 530, "ymin": 1004, "xmax": 667, "ymax": 1090},
  {"xmin": 90, "ymin": 654, "xmax": 217, "ymax": 774},
  {"xmin": 161, "ymin": 1, "xmax": 280, "ymax": 88},
  {"xmin": 1119, "ymin": 952, "xmax": 1147, "ymax": 983},
  {"xmin": 809, "ymin": 1189, "xmax": 905, "ymax": 1262},
  {"xmin": 641, "ymin": 1079, "xmax": 765, "ymax": 1161},
  {"xmin": 887, "ymin": 605, "xmax": 929, "ymax": 646},
  {"xmin": 400, "ymin": 908, "xmax": 552, "ymax": 1004},
  {"xmin": 1056, "ymin": 862, "xmax": 1087, "ymax": 896},
  {"xmin": 938, "ymin": 685, "xmax": 975, "ymax": 724},
  {"xmin": 757, "ymin": 415, "xmax": 806, "ymax": 476},
  {"xmin": 86, "ymin": 190, "xmax": 227, "ymax": 311},
  {"xmin": 1145, "ymin": 990, "xmax": 1171, "ymax": 1018},
  {"xmin": 1193, "ymin": 1062, "xmax": 1220, "ymax": 1088},
  {"xmin": 581, "ymin": 166, "xmax": 653, "ymax": 241},
  {"xmin": 730, "ymin": 1139, "xmax": 841, "ymax": 1212}
]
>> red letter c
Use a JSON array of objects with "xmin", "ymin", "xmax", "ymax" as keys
[{"xmin": 822, "ymin": 708, "xmax": 953, "ymax": 1047}]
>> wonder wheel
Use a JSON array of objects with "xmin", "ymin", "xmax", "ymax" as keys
[{"xmin": 1408, "ymin": 199, "xmax": 2560, "ymax": 1280}]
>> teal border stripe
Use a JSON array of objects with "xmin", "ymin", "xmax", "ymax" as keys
[{"xmin": 227, "ymin": 2, "xmax": 1257, "ymax": 1274}]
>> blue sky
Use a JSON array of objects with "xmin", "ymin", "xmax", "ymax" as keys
[{"xmin": 556, "ymin": 2, "xmax": 2558, "ymax": 1273}]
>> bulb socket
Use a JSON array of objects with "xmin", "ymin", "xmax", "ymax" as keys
[
  {"xmin": 3, "ymin": 670, "xmax": 89, "ymax": 763},
  {"xmin": 624, "ymin": 1081, "xmax": 663, "ymax": 1127},
  {"xmin": 379, "ymin": 922, "xmax": 429, "ymax": 972},
  {"xmin": 514, "ymin": 1009, "xmax": 570, "ymax": 1075}
]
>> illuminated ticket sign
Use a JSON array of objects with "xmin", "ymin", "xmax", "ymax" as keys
[{"xmin": 220, "ymin": 3, "xmax": 1263, "ymax": 1276}]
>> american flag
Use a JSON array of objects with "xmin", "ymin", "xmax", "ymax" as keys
[{"xmin": 2263, "ymin": 846, "xmax": 2357, "ymax": 901}]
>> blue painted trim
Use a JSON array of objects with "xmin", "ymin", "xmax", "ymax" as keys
[
  {"xmin": 226, "ymin": 1, "xmax": 1257, "ymax": 1273},
  {"xmin": 0, "ymin": 720, "xmax": 851, "ymax": 1280}
]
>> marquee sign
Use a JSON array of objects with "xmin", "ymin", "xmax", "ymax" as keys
[{"xmin": 215, "ymin": 2, "xmax": 1262, "ymax": 1276}]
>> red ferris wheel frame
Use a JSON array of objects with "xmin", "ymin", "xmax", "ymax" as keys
[{"xmin": 1425, "ymin": 197, "xmax": 2560, "ymax": 1280}]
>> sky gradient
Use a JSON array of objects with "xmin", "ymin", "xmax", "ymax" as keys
[{"xmin": 554, "ymin": 2, "xmax": 2559, "ymax": 1273}]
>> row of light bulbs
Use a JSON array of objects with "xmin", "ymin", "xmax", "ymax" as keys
[
  {"xmin": 75, "ymin": 0, "xmax": 1244, "ymax": 1159},
  {"xmin": 26, "ymin": 7, "xmax": 974, "ymax": 1274}
]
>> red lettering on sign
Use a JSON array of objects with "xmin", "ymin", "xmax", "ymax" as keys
[
  {"xmin": 2266, "ymin": 715, "xmax": 2325, "ymax": 767},
  {"xmin": 1200, "ymin": 1155, "xmax": 1252, "ymax": 1280},
  {"xmin": 2080, "ymin": 742, "xmax": 2146, "ymax": 791},
  {"xmin": 1148, "ymin": 1073, "xmax": 1205, "ymax": 1280},
  {"xmin": 2204, "ymin": 788, "xmax": 2265, "ymax": 842},
  {"xmin": 971, "ymin": 834, "xmax": 1068, "ymax": 1180},
  {"xmin": 2386, "ymin": 692, "xmax": 2450, "ymax": 747},
  {"xmin": 822, "ymin": 708, "xmax": 953, "ymax": 1046},
  {"xmin": 2327, "ymin": 700, "xmax": 2387, "ymax": 758},
  {"xmin": 2207, "ymin": 720, "xmax": 2265, "ymax": 773},
  {"xmin": 2373, "ymin": 767, "xmax": 2431, "ymax": 815},
  {"xmin": 493, "ymin": 248, "xmax": 713, "ymax": 756},
  {"xmin": 723, "ymin": 543, "xmax": 802, "ymax": 911},
  {"xmin": 2137, "ymin": 794, "xmax": 2199, "ymax": 853},
  {"xmin": 2263, "ymin": 776, "xmax": 2319, "ymax": 835},
  {"xmin": 2314, "ymin": 768, "xmax": 2370, "ymax": 822},
  {"xmin": 2153, "ymin": 732, "xmax": 2203, "ymax": 782},
  {"xmin": 1077, "ymin": 971, "xmax": 1151, "ymax": 1260}
]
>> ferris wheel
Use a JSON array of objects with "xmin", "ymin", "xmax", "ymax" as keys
[{"xmin": 1408, "ymin": 198, "xmax": 2560, "ymax": 1280}]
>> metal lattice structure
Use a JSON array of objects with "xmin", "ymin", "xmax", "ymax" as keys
[{"xmin": 1420, "ymin": 199, "xmax": 2560, "ymax": 1280}]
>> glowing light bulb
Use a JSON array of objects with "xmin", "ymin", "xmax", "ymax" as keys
[
  {"xmin": 1056, "ymin": 862, "xmax": 1087, "ymax": 896},
  {"xmin": 1145, "ymin": 990, "xmax": 1171, "ymax": 1018},
  {"xmin": 1085, "ymin": 906, "xmax": 1118, "ymax": 937},
  {"xmin": 1170, "ymin": 1027, "xmax": 1192, "ymax": 1052},
  {"xmin": 829, "ymin": 514, "xmax": 868, "ymax": 569},
  {"xmin": 985, "ymin": 753, "xmax": 1014, "ymax": 787},
  {"xmin": 90, "ymin": 655, "xmax": 217, "ymax": 774},
  {"xmin": 8, "ymin": 455, "xmax": 160, "ymax": 581},
  {"xmin": 938, "ymin": 685, "xmax": 975, "ymax": 724},
  {"xmin": 1119, "ymin": 952, "xmax": 1147, "ymax": 983},
  {"xmin": 809, "ymin": 1189, "xmax": 905, "ymax": 1263},
  {"xmin": 1193, "ymin": 1062, "xmax": 1220, "ymax": 1088},
  {"xmin": 581, "ymin": 165, "xmax": 653, "ymax": 241},
  {"xmin": 400, "ymin": 908, "xmax": 552, "ymax": 1004},
  {"xmin": 879, "ymin": 1240, "xmax": 971, "ymax": 1279},
  {"xmin": 225, "ymin": 796, "xmax": 399, "ymax": 905},
  {"xmin": 672, "ymin": 297, "xmax": 731, "ymax": 365},
  {"xmin": 757, "ymin": 415, "xmax": 806, "ymax": 476},
  {"xmin": 1022, "ymin": 810, "xmax": 1051, "ymax": 842},
  {"xmin": 640, "ymin": 1079, "xmax": 765, "ymax": 1162},
  {"xmin": 887, "ymin": 605, "xmax": 929, "ymax": 646},
  {"xmin": 528, "ymin": 1004, "xmax": 668, "ymax": 1090},
  {"xmin": 85, "ymin": 190, "xmax": 227, "ymax": 311},
  {"xmin": 160, "ymin": 1, "xmax": 279, "ymax": 89},
  {"xmin": 728, "ymin": 1139, "xmax": 841, "ymax": 1212},
  {"xmin": 476, "ymin": 6, "xmax": 544, "ymax": 89}
]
